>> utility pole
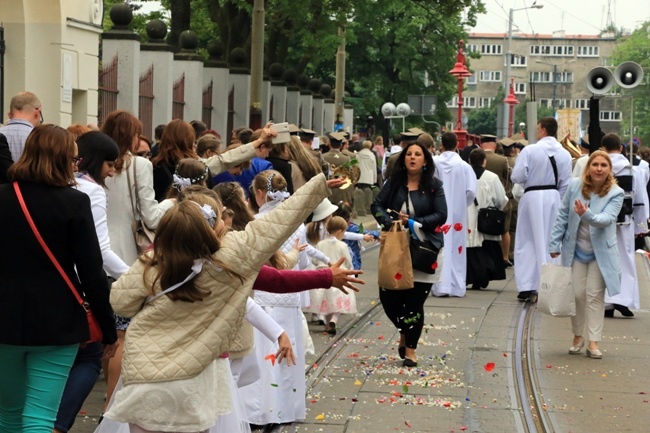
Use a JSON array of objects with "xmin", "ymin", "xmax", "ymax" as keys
[
  {"xmin": 503, "ymin": 8, "xmax": 514, "ymax": 137},
  {"xmin": 334, "ymin": 25, "xmax": 346, "ymax": 129},
  {"xmin": 249, "ymin": 0, "xmax": 264, "ymax": 129},
  {"xmin": 552, "ymin": 64, "xmax": 557, "ymax": 112}
]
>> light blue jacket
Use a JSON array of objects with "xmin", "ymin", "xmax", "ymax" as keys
[{"xmin": 549, "ymin": 178, "xmax": 624, "ymax": 296}]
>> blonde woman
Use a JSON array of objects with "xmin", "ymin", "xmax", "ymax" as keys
[{"xmin": 549, "ymin": 151, "xmax": 624, "ymax": 359}]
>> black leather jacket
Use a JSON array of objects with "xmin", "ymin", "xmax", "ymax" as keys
[{"xmin": 371, "ymin": 178, "xmax": 448, "ymax": 250}]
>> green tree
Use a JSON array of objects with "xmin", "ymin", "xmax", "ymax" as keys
[{"xmin": 611, "ymin": 21, "xmax": 650, "ymax": 147}]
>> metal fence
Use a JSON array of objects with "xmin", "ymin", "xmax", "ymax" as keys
[
  {"xmin": 172, "ymin": 73, "xmax": 185, "ymax": 120},
  {"xmin": 202, "ymin": 80, "xmax": 213, "ymax": 129},
  {"xmin": 138, "ymin": 65, "xmax": 154, "ymax": 139},
  {"xmin": 98, "ymin": 56, "xmax": 119, "ymax": 126}
]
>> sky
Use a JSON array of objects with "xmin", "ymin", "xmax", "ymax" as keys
[{"xmin": 471, "ymin": 0, "xmax": 649, "ymax": 36}]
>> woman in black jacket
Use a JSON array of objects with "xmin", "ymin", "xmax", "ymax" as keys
[
  {"xmin": 0, "ymin": 125, "xmax": 118, "ymax": 433},
  {"xmin": 371, "ymin": 141, "xmax": 447, "ymax": 367}
]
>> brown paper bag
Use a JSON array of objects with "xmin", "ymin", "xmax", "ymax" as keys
[{"xmin": 378, "ymin": 221, "xmax": 414, "ymax": 289}]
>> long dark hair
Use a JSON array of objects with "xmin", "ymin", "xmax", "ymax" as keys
[
  {"xmin": 389, "ymin": 142, "xmax": 436, "ymax": 193},
  {"xmin": 76, "ymin": 131, "xmax": 120, "ymax": 187}
]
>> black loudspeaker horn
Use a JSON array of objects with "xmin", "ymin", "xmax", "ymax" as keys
[
  {"xmin": 586, "ymin": 67, "xmax": 615, "ymax": 94},
  {"xmin": 614, "ymin": 61, "xmax": 644, "ymax": 89}
]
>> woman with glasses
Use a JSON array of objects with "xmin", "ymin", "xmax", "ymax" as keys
[
  {"xmin": 0, "ymin": 124, "xmax": 118, "ymax": 433},
  {"xmin": 134, "ymin": 135, "xmax": 152, "ymax": 159}
]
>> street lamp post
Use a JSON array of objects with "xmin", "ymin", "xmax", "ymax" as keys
[
  {"xmin": 503, "ymin": 77, "xmax": 520, "ymax": 137},
  {"xmin": 503, "ymin": 4, "xmax": 544, "ymax": 136},
  {"xmin": 449, "ymin": 40, "xmax": 472, "ymax": 149}
]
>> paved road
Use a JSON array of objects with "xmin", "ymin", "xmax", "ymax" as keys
[{"xmin": 71, "ymin": 243, "xmax": 650, "ymax": 433}]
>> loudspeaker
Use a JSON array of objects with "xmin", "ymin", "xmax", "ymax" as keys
[
  {"xmin": 395, "ymin": 103, "xmax": 411, "ymax": 117},
  {"xmin": 614, "ymin": 61, "xmax": 644, "ymax": 89},
  {"xmin": 586, "ymin": 67, "xmax": 615, "ymax": 94}
]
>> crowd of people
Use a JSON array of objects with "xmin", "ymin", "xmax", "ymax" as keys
[{"xmin": 0, "ymin": 90, "xmax": 646, "ymax": 433}]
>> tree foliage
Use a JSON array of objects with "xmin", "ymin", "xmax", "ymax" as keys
[
  {"xmin": 611, "ymin": 21, "xmax": 650, "ymax": 147},
  {"xmin": 102, "ymin": 0, "xmax": 486, "ymax": 134}
]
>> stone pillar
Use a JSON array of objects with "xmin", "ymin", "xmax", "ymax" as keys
[
  {"xmin": 344, "ymin": 102, "xmax": 354, "ymax": 133},
  {"xmin": 140, "ymin": 19, "xmax": 173, "ymax": 137},
  {"xmin": 173, "ymin": 30, "xmax": 203, "ymax": 122},
  {"xmin": 285, "ymin": 69, "xmax": 300, "ymax": 125},
  {"xmin": 203, "ymin": 40, "xmax": 229, "ymax": 142},
  {"xmin": 309, "ymin": 79, "xmax": 323, "ymax": 134},
  {"xmin": 321, "ymin": 84, "xmax": 335, "ymax": 133},
  {"xmin": 229, "ymin": 47, "xmax": 251, "ymax": 130},
  {"xmin": 102, "ymin": 4, "xmax": 140, "ymax": 115},
  {"xmin": 269, "ymin": 63, "xmax": 286, "ymax": 123},
  {"xmin": 261, "ymin": 73, "xmax": 272, "ymax": 124},
  {"xmin": 298, "ymin": 74, "xmax": 313, "ymax": 129}
]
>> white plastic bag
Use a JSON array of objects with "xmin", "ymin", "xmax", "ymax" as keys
[{"xmin": 537, "ymin": 263, "xmax": 576, "ymax": 317}]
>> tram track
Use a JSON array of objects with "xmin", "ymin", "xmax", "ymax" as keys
[{"xmin": 513, "ymin": 300, "xmax": 555, "ymax": 433}]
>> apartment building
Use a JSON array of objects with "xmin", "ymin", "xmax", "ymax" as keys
[{"xmin": 449, "ymin": 31, "xmax": 625, "ymax": 135}]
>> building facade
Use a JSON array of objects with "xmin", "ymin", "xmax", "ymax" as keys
[{"xmin": 450, "ymin": 31, "xmax": 627, "ymax": 137}]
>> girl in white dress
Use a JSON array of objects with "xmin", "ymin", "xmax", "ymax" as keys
[{"xmin": 304, "ymin": 216, "xmax": 356, "ymax": 334}]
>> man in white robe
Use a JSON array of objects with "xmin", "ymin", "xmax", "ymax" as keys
[
  {"xmin": 602, "ymin": 134, "xmax": 645, "ymax": 316},
  {"xmin": 511, "ymin": 117, "xmax": 572, "ymax": 301},
  {"xmin": 431, "ymin": 132, "xmax": 476, "ymax": 297}
]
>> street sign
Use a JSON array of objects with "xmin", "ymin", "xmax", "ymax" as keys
[{"xmin": 407, "ymin": 95, "xmax": 437, "ymax": 115}]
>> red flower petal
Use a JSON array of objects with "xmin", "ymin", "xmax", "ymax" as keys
[
  {"xmin": 431, "ymin": 262, "xmax": 438, "ymax": 270},
  {"xmin": 405, "ymin": 421, "xmax": 412, "ymax": 428},
  {"xmin": 484, "ymin": 362, "xmax": 495, "ymax": 372},
  {"xmin": 467, "ymin": 228, "xmax": 472, "ymax": 234},
  {"xmin": 441, "ymin": 224, "xmax": 451, "ymax": 234},
  {"xmin": 453, "ymin": 223, "xmax": 463, "ymax": 231},
  {"xmin": 434, "ymin": 225, "xmax": 443, "ymax": 233},
  {"xmin": 394, "ymin": 272, "xmax": 402, "ymax": 280},
  {"xmin": 458, "ymin": 246, "xmax": 463, "ymax": 254},
  {"xmin": 265, "ymin": 354, "xmax": 277, "ymax": 366}
]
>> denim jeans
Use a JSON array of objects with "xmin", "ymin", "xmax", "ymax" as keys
[
  {"xmin": 54, "ymin": 342, "xmax": 103, "ymax": 432},
  {"xmin": 0, "ymin": 343, "xmax": 79, "ymax": 433}
]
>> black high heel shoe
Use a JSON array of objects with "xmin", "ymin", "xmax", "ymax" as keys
[{"xmin": 403, "ymin": 358, "xmax": 418, "ymax": 367}]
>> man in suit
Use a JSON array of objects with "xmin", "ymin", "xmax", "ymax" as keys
[
  {"xmin": 323, "ymin": 132, "xmax": 352, "ymax": 206},
  {"xmin": 481, "ymin": 134, "xmax": 512, "ymax": 267}
]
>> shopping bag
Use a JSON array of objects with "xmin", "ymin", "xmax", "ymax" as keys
[
  {"xmin": 537, "ymin": 263, "xmax": 576, "ymax": 317},
  {"xmin": 378, "ymin": 221, "xmax": 414, "ymax": 289}
]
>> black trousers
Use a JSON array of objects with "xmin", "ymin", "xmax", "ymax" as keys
[{"xmin": 379, "ymin": 281, "xmax": 431, "ymax": 349}]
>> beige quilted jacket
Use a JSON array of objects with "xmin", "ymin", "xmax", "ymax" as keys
[{"xmin": 110, "ymin": 174, "xmax": 328, "ymax": 385}]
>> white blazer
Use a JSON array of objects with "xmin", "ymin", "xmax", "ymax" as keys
[{"xmin": 105, "ymin": 155, "xmax": 174, "ymax": 267}]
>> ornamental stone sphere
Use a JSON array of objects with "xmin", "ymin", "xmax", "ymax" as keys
[
  {"xmin": 179, "ymin": 30, "xmax": 199, "ymax": 51},
  {"xmin": 145, "ymin": 19, "xmax": 167, "ymax": 41},
  {"xmin": 110, "ymin": 3, "xmax": 133, "ymax": 27}
]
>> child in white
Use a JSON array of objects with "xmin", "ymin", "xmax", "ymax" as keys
[{"xmin": 305, "ymin": 216, "xmax": 357, "ymax": 334}]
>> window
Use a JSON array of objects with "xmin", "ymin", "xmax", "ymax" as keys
[
  {"xmin": 555, "ymin": 71, "xmax": 574, "ymax": 83},
  {"xmin": 575, "ymin": 99, "xmax": 590, "ymax": 109},
  {"xmin": 515, "ymin": 83, "xmax": 527, "ymax": 95},
  {"xmin": 464, "ymin": 97, "xmax": 477, "ymax": 108},
  {"xmin": 479, "ymin": 97, "xmax": 494, "ymax": 108},
  {"xmin": 446, "ymin": 96, "xmax": 477, "ymax": 108},
  {"xmin": 530, "ymin": 45, "xmax": 574, "ymax": 56},
  {"xmin": 600, "ymin": 111, "xmax": 622, "ymax": 121},
  {"xmin": 540, "ymin": 99, "xmax": 552, "ymax": 108},
  {"xmin": 479, "ymin": 70, "xmax": 502, "ymax": 82},
  {"xmin": 466, "ymin": 73, "xmax": 477, "ymax": 85},
  {"xmin": 577, "ymin": 46, "xmax": 599, "ymax": 57},
  {"xmin": 530, "ymin": 71, "xmax": 553, "ymax": 83},
  {"xmin": 505, "ymin": 54, "xmax": 527, "ymax": 67},
  {"xmin": 466, "ymin": 44, "xmax": 478, "ymax": 53},
  {"xmin": 480, "ymin": 44, "xmax": 503, "ymax": 55}
]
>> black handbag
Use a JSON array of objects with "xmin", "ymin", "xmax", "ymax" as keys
[
  {"xmin": 409, "ymin": 238, "xmax": 439, "ymax": 274},
  {"xmin": 475, "ymin": 198, "xmax": 506, "ymax": 236},
  {"xmin": 404, "ymin": 196, "xmax": 439, "ymax": 274}
]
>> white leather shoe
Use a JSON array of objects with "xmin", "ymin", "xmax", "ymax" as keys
[
  {"xmin": 568, "ymin": 338, "xmax": 585, "ymax": 355},
  {"xmin": 586, "ymin": 348, "xmax": 603, "ymax": 359}
]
